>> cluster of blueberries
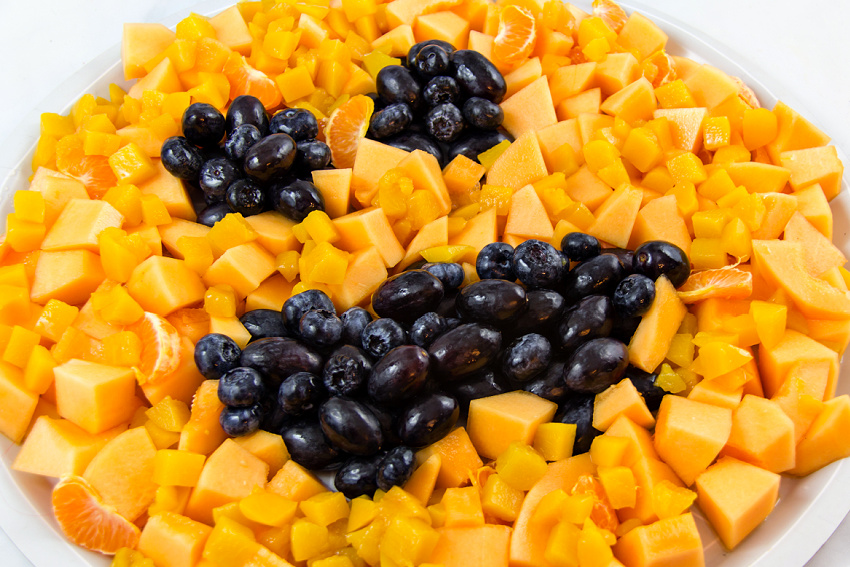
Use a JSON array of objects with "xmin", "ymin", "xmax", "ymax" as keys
[
  {"xmin": 192, "ymin": 234, "xmax": 689, "ymax": 497},
  {"xmin": 160, "ymin": 96, "xmax": 328, "ymax": 226}
]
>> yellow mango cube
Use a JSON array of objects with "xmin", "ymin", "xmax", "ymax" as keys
[
  {"xmin": 703, "ymin": 116, "xmax": 731, "ymax": 151},
  {"xmin": 14, "ymin": 191, "xmax": 46, "ymax": 224},
  {"xmin": 109, "ymin": 142, "xmax": 157, "ymax": 185},
  {"xmin": 666, "ymin": 151, "xmax": 707, "ymax": 184},
  {"xmin": 206, "ymin": 213, "xmax": 258, "ymax": 257},
  {"xmin": 140, "ymin": 194, "xmax": 173, "ymax": 226},
  {"xmin": 590, "ymin": 435, "xmax": 630, "ymax": 468},
  {"xmin": 103, "ymin": 184, "xmax": 144, "ymax": 227},
  {"xmin": 24, "ymin": 344, "xmax": 57, "ymax": 395},
  {"xmin": 597, "ymin": 465, "xmax": 637, "ymax": 509},
  {"xmin": 300, "ymin": 491, "xmax": 350, "ymax": 527},
  {"xmin": 381, "ymin": 516, "xmax": 440, "ymax": 566},
  {"xmin": 204, "ymin": 285, "xmax": 237, "ymax": 318},
  {"xmin": 91, "ymin": 284, "xmax": 144, "ymax": 326},
  {"xmin": 651, "ymin": 479, "xmax": 697, "ymax": 520},
  {"xmin": 495, "ymin": 441, "xmax": 548, "ymax": 491},
  {"xmin": 545, "ymin": 520, "xmax": 581, "ymax": 567},
  {"xmin": 153, "ymin": 449, "xmax": 206, "ymax": 487},
  {"xmin": 102, "ymin": 330, "xmax": 142, "ymax": 367},
  {"xmin": 4, "ymin": 325, "xmax": 41, "ymax": 369},
  {"xmin": 290, "ymin": 518, "xmax": 330, "ymax": 562},
  {"xmin": 532, "ymin": 421, "xmax": 577, "ymax": 462},
  {"xmin": 481, "ymin": 473, "xmax": 524, "ymax": 522},
  {"xmin": 33, "ymin": 299, "xmax": 79, "ymax": 343},
  {"xmin": 240, "ymin": 489, "xmax": 299, "ymax": 527}
]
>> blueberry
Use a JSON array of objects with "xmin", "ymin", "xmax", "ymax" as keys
[
  {"xmin": 368, "ymin": 103, "xmax": 413, "ymax": 139},
  {"xmin": 426, "ymin": 103, "xmax": 464, "ymax": 142},
  {"xmin": 220, "ymin": 404, "xmax": 262, "ymax": 437},
  {"xmin": 199, "ymin": 157, "xmax": 242, "ymax": 201},
  {"xmin": 278, "ymin": 371, "xmax": 326, "ymax": 416},
  {"xmin": 272, "ymin": 178, "xmax": 325, "ymax": 222},
  {"xmin": 194, "ymin": 333, "xmax": 241, "ymax": 380},
  {"xmin": 633, "ymin": 241, "xmax": 691, "ymax": 288},
  {"xmin": 410, "ymin": 44, "xmax": 450, "ymax": 78},
  {"xmin": 182, "ymin": 102, "xmax": 226, "ymax": 148},
  {"xmin": 501, "ymin": 333, "xmax": 552, "ymax": 383},
  {"xmin": 462, "ymin": 97, "xmax": 504, "ymax": 130},
  {"xmin": 340, "ymin": 307, "xmax": 373, "ymax": 346},
  {"xmin": 225, "ymin": 178, "xmax": 265, "ymax": 216},
  {"xmin": 269, "ymin": 108, "xmax": 319, "ymax": 141},
  {"xmin": 376, "ymin": 65, "xmax": 421, "ymax": 109},
  {"xmin": 409, "ymin": 312, "xmax": 447, "ymax": 348},
  {"xmin": 282, "ymin": 289, "xmax": 336, "ymax": 334},
  {"xmin": 476, "ymin": 242, "xmax": 516, "ymax": 280},
  {"xmin": 334, "ymin": 455, "xmax": 381, "ymax": 499},
  {"xmin": 243, "ymin": 133, "xmax": 297, "ymax": 182},
  {"xmin": 323, "ymin": 345, "xmax": 372, "ymax": 397},
  {"xmin": 299, "ymin": 309, "xmax": 343, "ymax": 348},
  {"xmin": 295, "ymin": 140, "xmax": 331, "ymax": 171},
  {"xmin": 224, "ymin": 124, "xmax": 262, "ymax": 163},
  {"xmin": 240, "ymin": 309, "xmax": 287, "ymax": 341},
  {"xmin": 361, "ymin": 318, "xmax": 406, "ymax": 359},
  {"xmin": 561, "ymin": 232, "xmax": 601, "ymax": 263},
  {"xmin": 612, "ymin": 274, "xmax": 656, "ymax": 318},
  {"xmin": 225, "ymin": 95, "xmax": 269, "ymax": 135},
  {"xmin": 422, "ymin": 262, "xmax": 465, "ymax": 290},
  {"xmin": 161, "ymin": 136, "xmax": 203, "ymax": 180},
  {"xmin": 195, "ymin": 202, "xmax": 231, "ymax": 227},
  {"xmin": 513, "ymin": 239, "xmax": 567, "ymax": 290},
  {"xmin": 218, "ymin": 367, "xmax": 266, "ymax": 407},
  {"xmin": 422, "ymin": 75, "xmax": 460, "ymax": 107},
  {"xmin": 376, "ymin": 445, "xmax": 416, "ymax": 491}
]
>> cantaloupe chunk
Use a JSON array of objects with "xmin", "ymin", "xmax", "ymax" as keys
[
  {"xmin": 159, "ymin": 219, "xmax": 211, "ymax": 259},
  {"xmin": 595, "ymin": 52, "xmax": 640, "ymax": 96},
  {"xmin": 653, "ymin": 108, "xmax": 707, "ymax": 153},
  {"xmin": 504, "ymin": 57, "xmax": 543, "ymax": 99},
  {"xmin": 592, "ymin": 379, "xmax": 655, "ymax": 432},
  {"xmin": 682, "ymin": 64, "xmax": 738, "ymax": 109},
  {"xmin": 750, "ymin": 192, "xmax": 797, "ymax": 240},
  {"xmin": 127, "ymin": 255, "xmax": 206, "ymax": 315},
  {"xmin": 399, "ymin": 215, "xmax": 448, "ymax": 270},
  {"xmin": 267, "ymin": 459, "xmax": 327, "ymax": 502},
  {"xmin": 0, "ymin": 362, "xmax": 38, "ymax": 443},
  {"xmin": 185, "ymin": 438, "xmax": 270, "ymax": 525},
  {"xmin": 586, "ymin": 183, "xmax": 642, "ymax": 248},
  {"xmin": 398, "ymin": 150, "xmax": 453, "ymax": 216},
  {"xmin": 605, "ymin": 414, "xmax": 658, "ymax": 466},
  {"xmin": 695, "ymin": 456, "xmax": 780, "ymax": 550},
  {"xmin": 629, "ymin": 276, "xmax": 687, "ymax": 373},
  {"xmin": 576, "ymin": 113, "xmax": 615, "ymax": 145},
  {"xmin": 54, "ymin": 359, "xmax": 137, "ymax": 434},
  {"xmin": 40, "ymin": 199, "xmax": 123, "ymax": 252},
  {"xmin": 128, "ymin": 57, "xmax": 183, "ymax": 100},
  {"xmin": 416, "ymin": 427, "xmax": 483, "ymax": 489},
  {"xmin": 628, "ymin": 194, "xmax": 691, "ymax": 256},
  {"xmin": 724, "ymin": 162, "xmax": 790, "ymax": 194},
  {"xmin": 788, "ymin": 395, "xmax": 850, "ymax": 476},
  {"xmin": 766, "ymin": 100, "xmax": 831, "ymax": 163},
  {"xmin": 654, "ymin": 394, "xmax": 733, "ymax": 485},
  {"xmin": 243, "ymin": 211, "xmax": 300, "ymax": 256},
  {"xmin": 549, "ymin": 62, "xmax": 597, "ymax": 106},
  {"xmin": 231, "ymin": 430, "xmax": 289, "ymax": 479},
  {"xmin": 486, "ymin": 131, "xmax": 548, "ymax": 190},
  {"xmin": 562, "ymin": 166, "xmax": 611, "ymax": 210},
  {"xmin": 384, "ymin": 0, "xmax": 463, "ymax": 27},
  {"xmin": 83, "ymin": 426, "xmax": 158, "ymax": 521},
  {"xmin": 467, "ymin": 391, "xmax": 557, "ymax": 460},
  {"xmin": 203, "ymin": 241, "xmax": 276, "ymax": 298},
  {"xmin": 404, "ymin": 454, "xmax": 441, "ymax": 505},
  {"xmin": 326, "ymin": 246, "xmax": 387, "ymax": 311},
  {"xmin": 793, "ymin": 184, "xmax": 833, "ymax": 238},
  {"xmin": 122, "ymin": 23, "xmax": 176, "ymax": 80},
  {"xmin": 351, "ymin": 139, "xmax": 409, "ymax": 208},
  {"xmin": 770, "ymin": 364, "xmax": 827, "ymax": 443},
  {"xmin": 29, "ymin": 168, "xmax": 90, "ymax": 226},
  {"xmin": 312, "ymin": 168, "xmax": 352, "ymax": 219},
  {"xmin": 720, "ymin": 395, "xmax": 795, "ymax": 473},
  {"xmin": 500, "ymin": 76, "xmax": 558, "ymax": 139},
  {"xmin": 782, "ymin": 212, "xmax": 846, "ymax": 277},
  {"xmin": 503, "ymin": 184, "xmax": 554, "ymax": 240},
  {"xmin": 752, "ymin": 239, "xmax": 850, "ymax": 321},
  {"xmin": 178, "ymin": 379, "xmax": 227, "ymax": 456},
  {"xmin": 30, "ymin": 249, "xmax": 105, "ymax": 305},
  {"xmin": 617, "ymin": 456, "xmax": 684, "ymax": 525},
  {"xmin": 781, "ymin": 145, "xmax": 843, "ymax": 200},
  {"xmin": 758, "ymin": 328, "xmax": 838, "ymax": 399},
  {"xmin": 414, "ymin": 10, "xmax": 470, "ymax": 49},
  {"xmin": 138, "ymin": 511, "xmax": 213, "ymax": 567},
  {"xmin": 209, "ymin": 5, "xmax": 252, "ymax": 54},
  {"xmin": 449, "ymin": 207, "xmax": 498, "ymax": 259},
  {"xmin": 617, "ymin": 12, "xmax": 668, "ymax": 59},
  {"xmin": 138, "ymin": 160, "xmax": 197, "ymax": 222},
  {"xmin": 600, "ymin": 77, "xmax": 657, "ymax": 124},
  {"xmin": 687, "ymin": 379, "xmax": 744, "ymax": 411},
  {"xmin": 536, "ymin": 119, "xmax": 584, "ymax": 169},
  {"xmin": 12, "ymin": 416, "xmax": 123, "ymax": 477},
  {"xmin": 613, "ymin": 513, "xmax": 703, "ymax": 567},
  {"xmin": 429, "ymin": 524, "xmax": 511, "ymax": 567},
  {"xmin": 333, "ymin": 207, "xmax": 405, "ymax": 268},
  {"xmin": 509, "ymin": 453, "xmax": 595, "ymax": 567},
  {"xmin": 442, "ymin": 154, "xmax": 486, "ymax": 197},
  {"xmin": 141, "ymin": 337, "xmax": 206, "ymax": 407}
]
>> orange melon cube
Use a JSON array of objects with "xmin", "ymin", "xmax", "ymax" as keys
[
  {"xmin": 233, "ymin": 429, "xmax": 290, "ymax": 478},
  {"xmin": 416, "ymin": 426, "xmax": 484, "ymax": 489},
  {"xmin": 600, "ymin": 77, "xmax": 657, "ymax": 124},
  {"xmin": 138, "ymin": 511, "xmax": 213, "ymax": 567},
  {"xmin": 628, "ymin": 194, "xmax": 691, "ymax": 257},
  {"xmin": 687, "ymin": 380, "xmax": 744, "ymax": 411},
  {"xmin": 613, "ymin": 513, "xmax": 703, "ymax": 567},
  {"xmin": 185, "ymin": 438, "xmax": 270, "ymax": 525},
  {"xmin": 404, "ymin": 453, "xmax": 441, "ymax": 505},
  {"xmin": 770, "ymin": 364, "xmax": 827, "ymax": 443},
  {"xmin": 766, "ymin": 100, "xmax": 831, "ymax": 162},
  {"xmin": 326, "ymin": 246, "xmax": 387, "ymax": 311},
  {"xmin": 682, "ymin": 64, "xmax": 738, "ymax": 109},
  {"xmin": 750, "ymin": 192, "xmax": 797, "ymax": 240},
  {"xmin": 332, "ymin": 207, "xmax": 405, "ymax": 267},
  {"xmin": 654, "ymin": 394, "xmax": 733, "ymax": 485},
  {"xmin": 793, "ymin": 184, "xmax": 833, "ymax": 239},
  {"xmin": 467, "ymin": 391, "xmax": 557, "ymax": 460},
  {"xmin": 783, "ymin": 211, "xmax": 846, "ymax": 277},
  {"xmin": 0, "ymin": 362, "xmax": 38, "ymax": 443},
  {"xmin": 586, "ymin": 183, "xmax": 643, "ymax": 248},
  {"xmin": 725, "ymin": 161, "xmax": 790, "ymax": 194},
  {"xmin": 503, "ymin": 57, "xmax": 543, "ymax": 99},
  {"xmin": 720, "ymin": 395, "xmax": 795, "ymax": 473},
  {"xmin": 500, "ymin": 76, "xmax": 558, "ymax": 139},
  {"xmin": 486, "ymin": 131, "xmax": 548, "ymax": 190},
  {"xmin": 429, "ymin": 524, "xmax": 511, "ymax": 567},
  {"xmin": 442, "ymin": 154, "xmax": 486, "ymax": 198},
  {"xmin": 138, "ymin": 160, "xmax": 197, "ymax": 221},
  {"xmin": 127, "ymin": 255, "xmax": 206, "ymax": 315},
  {"xmin": 203, "ymin": 241, "xmax": 276, "ymax": 298},
  {"xmin": 781, "ymin": 145, "xmax": 843, "ymax": 200},
  {"xmin": 595, "ymin": 52, "xmax": 640, "ymax": 96},
  {"xmin": 592, "ymin": 378, "xmax": 655, "ymax": 432},
  {"xmin": 758, "ymin": 328, "xmax": 838, "ymax": 399},
  {"xmin": 398, "ymin": 150, "xmax": 453, "ymax": 216},
  {"xmin": 695, "ymin": 456, "xmax": 779, "ymax": 550},
  {"xmin": 54, "ymin": 359, "xmax": 136, "ymax": 434},
  {"xmin": 30, "ymin": 249, "xmax": 105, "ymax": 306},
  {"xmin": 267, "ymin": 459, "xmax": 327, "ymax": 502},
  {"xmin": 549, "ymin": 62, "xmax": 598, "ymax": 106},
  {"xmin": 504, "ymin": 184, "xmax": 554, "ymax": 241},
  {"xmin": 159, "ymin": 218, "xmax": 211, "ymax": 259},
  {"xmin": 449, "ymin": 207, "xmax": 498, "ymax": 260},
  {"xmin": 617, "ymin": 12, "xmax": 668, "ymax": 59},
  {"xmin": 563, "ymin": 166, "xmax": 613, "ymax": 211},
  {"xmin": 629, "ymin": 276, "xmax": 687, "ymax": 373},
  {"xmin": 414, "ymin": 11, "xmax": 469, "ymax": 49},
  {"xmin": 178, "ymin": 379, "xmax": 226, "ymax": 456},
  {"xmin": 788, "ymin": 395, "xmax": 850, "ymax": 476},
  {"xmin": 122, "ymin": 22, "xmax": 177, "ymax": 80},
  {"xmin": 209, "ymin": 5, "xmax": 252, "ymax": 53},
  {"xmin": 351, "ymin": 139, "xmax": 409, "ymax": 208},
  {"xmin": 653, "ymin": 108, "xmax": 707, "ymax": 154},
  {"xmin": 604, "ymin": 414, "xmax": 659, "ymax": 466},
  {"xmin": 618, "ymin": 455, "xmax": 684, "ymax": 525},
  {"xmin": 398, "ymin": 215, "xmax": 448, "ymax": 271},
  {"xmin": 441, "ymin": 486, "xmax": 484, "ymax": 527}
]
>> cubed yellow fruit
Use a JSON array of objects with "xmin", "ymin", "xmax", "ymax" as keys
[{"xmin": 467, "ymin": 391, "xmax": 557, "ymax": 460}]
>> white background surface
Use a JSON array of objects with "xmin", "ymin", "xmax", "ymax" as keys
[{"xmin": 0, "ymin": 1, "xmax": 849, "ymax": 565}]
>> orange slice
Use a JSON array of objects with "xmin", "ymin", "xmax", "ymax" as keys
[
  {"xmin": 222, "ymin": 53, "xmax": 282, "ymax": 111},
  {"xmin": 52, "ymin": 475, "xmax": 141, "ymax": 555},
  {"xmin": 572, "ymin": 474, "xmax": 619, "ymax": 532},
  {"xmin": 129, "ymin": 311, "xmax": 182, "ymax": 385},
  {"xmin": 493, "ymin": 5, "xmax": 537, "ymax": 65},
  {"xmin": 55, "ymin": 134, "xmax": 118, "ymax": 199},
  {"xmin": 642, "ymin": 49, "xmax": 677, "ymax": 88},
  {"xmin": 324, "ymin": 94, "xmax": 374, "ymax": 169},
  {"xmin": 733, "ymin": 76, "xmax": 761, "ymax": 109},
  {"xmin": 592, "ymin": 0, "xmax": 628, "ymax": 33},
  {"xmin": 676, "ymin": 266, "xmax": 754, "ymax": 303}
]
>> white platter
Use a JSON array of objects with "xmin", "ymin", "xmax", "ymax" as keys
[{"xmin": 0, "ymin": 1, "xmax": 849, "ymax": 565}]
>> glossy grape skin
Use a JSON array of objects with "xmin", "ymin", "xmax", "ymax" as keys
[
  {"xmin": 161, "ymin": 136, "xmax": 204, "ymax": 180},
  {"xmin": 194, "ymin": 333, "xmax": 242, "ymax": 380},
  {"xmin": 278, "ymin": 371, "xmax": 326, "ymax": 416},
  {"xmin": 449, "ymin": 50, "xmax": 507, "ymax": 103},
  {"xmin": 322, "ymin": 345, "xmax": 372, "ymax": 398},
  {"xmin": 294, "ymin": 140, "xmax": 332, "ymax": 171},
  {"xmin": 376, "ymin": 445, "xmax": 416, "ymax": 491},
  {"xmin": 613, "ymin": 274, "xmax": 656, "ymax": 318},
  {"xmin": 407, "ymin": 39, "xmax": 456, "ymax": 62},
  {"xmin": 199, "ymin": 157, "xmax": 242, "ymax": 201},
  {"xmin": 426, "ymin": 103, "xmax": 465, "ymax": 142},
  {"xmin": 410, "ymin": 44, "xmax": 450, "ymax": 78},
  {"xmin": 361, "ymin": 318, "xmax": 407, "ymax": 359},
  {"xmin": 225, "ymin": 178, "xmax": 265, "ymax": 216},
  {"xmin": 196, "ymin": 202, "xmax": 231, "ymax": 227},
  {"xmin": 223, "ymin": 124, "xmax": 263, "ymax": 164},
  {"xmin": 225, "ymin": 95, "xmax": 269, "ymax": 135},
  {"xmin": 624, "ymin": 366, "xmax": 665, "ymax": 412},
  {"xmin": 422, "ymin": 262, "xmax": 465, "ymax": 290},
  {"xmin": 523, "ymin": 359, "xmax": 570, "ymax": 403},
  {"xmin": 334, "ymin": 455, "xmax": 381, "ymax": 499},
  {"xmin": 563, "ymin": 338, "xmax": 630, "ymax": 394},
  {"xmin": 372, "ymin": 270, "xmax": 445, "ymax": 324},
  {"xmin": 341, "ymin": 307, "xmax": 373, "ymax": 346},
  {"xmin": 240, "ymin": 309, "xmax": 287, "ymax": 341},
  {"xmin": 456, "ymin": 279, "xmax": 527, "ymax": 326},
  {"xmin": 360, "ymin": 399, "xmax": 401, "ymax": 448},
  {"xmin": 398, "ymin": 393, "xmax": 459, "ymax": 448},
  {"xmin": 283, "ymin": 289, "xmax": 336, "ymax": 333},
  {"xmin": 319, "ymin": 397, "xmax": 383, "ymax": 455},
  {"xmin": 298, "ymin": 310, "xmax": 343, "ymax": 348},
  {"xmin": 553, "ymin": 394, "xmax": 600, "ymax": 454},
  {"xmin": 269, "ymin": 108, "xmax": 319, "ymax": 141},
  {"xmin": 560, "ymin": 232, "xmax": 601, "ymax": 263},
  {"xmin": 218, "ymin": 367, "xmax": 266, "ymax": 407},
  {"xmin": 376, "ymin": 65, "xmax": 421, "ymax": 109},
  {"xmin": 368, "ymin": 103, "xmax": 413, "ymax": 139},
  {"xmin": 220, "ymin": 404, "xmax": 262, "ymax": 437},
  {"xmin": 446, "ymin": 368, "xmax": 509, "ymax": 414},
  {"xmin": 607, "ymin": 248, "xmax": 635, "ymax": 276},
  {"xmin": 183, "ymin": 102, "xmax": 226, "ymax": 148},
  {"xmin": 422, "ymin": 76, "xmax": 460, "ymax": 107},
  {"xmin": 633, "ymin": 241, "xmax": 691, "ymax": 288},
  {"xmin": 447, "ymin": 130, "xmax": 511, "ymax": 163},
  {"xmin": 554, "ymin": 295, "xmax": 614, "ymax": 352},
  {"xmin": 408, "ymin": 312, "xmax": 447, "ymax": 349},
  {"xmin": 242, "ymin": 133, "xmax": 296, "ymax": 182},
  {"xmin": 272, "ymin": 178, "xmax": 325, "ymax": 222},
  {"xmin": 476, "ymin": 242, "xmax": 516, "ymax": 280},
  {"xmin": 385, "ymin": 132, "xmax": 444, "ymax": 164},
  {"xmin": 512, "ymin": 239, "xmax": 567, "ymax": 290},
  {"xmin": 513, "ymin": 289, "xmax": 566, "ymax": 336},
  {"xmin": 240, "ymin": 337, "xmax": 323, "ymax": 382},
  {"xmin": 428, "ymin": 323, "xmax": 502, "ymax": 381},
  {"xmin": 501, "ymin": 333, "xmax": 552, "ymax": 383},
  {"xmin": 462, "ymin": 97, "xmax": 503, "ymax": 130},
  {"xmin": 367, "ymin": 345, "xmax": 430, "ymax": 404},
  {"xmin": 281, "ymin": 419, "xmax": 342, "ymax": 470},
  {"xmin": 562, "ymin": 253, "xmax": 626, "ymax": 303}
]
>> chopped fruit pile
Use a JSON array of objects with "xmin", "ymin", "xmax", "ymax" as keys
[{"xmin": 2, "ymin": 1, "xmax": 850, "ymax": 566}]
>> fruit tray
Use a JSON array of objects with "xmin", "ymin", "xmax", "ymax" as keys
[{"xmin": 0, "ymin": 1, "xmax": 849, "ymax": 566}]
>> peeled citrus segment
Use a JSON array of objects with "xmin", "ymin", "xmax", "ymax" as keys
[
  {"xmin": 55, "ymin": 135, "xmax": 118, "ymax": 199},
  {"xmin": 572, "ymin": 473, "xmax": 619, "ymax": 532},
  {"xmin": 52, "ymin": 475, "xmax": 141, "ymax": 555},
  {"xmin": 592, "ymin": 0, "xmax": 628, "ymax": 33},
  {"xmin": 492, "ymin": 5, "xmax": 537, "ymax": 66},
  {"xmin": 676, "ymin": 267, "xmax": 754, "ymax": 303},
  {"xmin": 222, "ymin": 53, "xmax": 282, "ymax": 111},
  {"xmin": 324, "ymin": 94, "xmax": 374, "ymax": 169},
  {"xmin": 129, "ymin": 311, "xmax": 182, "ymax": 385},
  {"xmin": 641, "ymin": 49, "xmax": 677, "ymax": 88},
  {"xmin": 733, "ymin": 76, "xmax": 761, "ymax": 109}
]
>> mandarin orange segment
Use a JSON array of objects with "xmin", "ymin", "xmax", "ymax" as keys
[
  {"xmin": 129, "ymin": 311, "xmax": 182, "ymax": 385},
  {"xmin": 592, "ymin": 0, "xmax": 628, "ymax": 34},
  {"xmin": 571, "ymin": 474, "xmax": 619, "ymax": 533},
  {"xmin": 56, "ymin": 135, "xmax": 118, "ymax": 199},
  {"xmin": 492, "ymin": 5, "xmax": 537, "ymax": 66},
  {"xmin": 641, "ymin": 50, "xmax": 677, "ymax": 88},
  {"xmin": 677, "ymin": 266, "xmax": 753, "ymax": 303},
  {"xmin": 324, "ymin": 94, "xmax": 374, "ymax": 169},
  {"xmin": 222, "ymin": 53, "xmax": 282, "ymax": 111},
  {"xmin": 733, "ymin": 76, "xmax": 761, "ymax": 109},
  {"xmin": 52, "ymin": 475, "xmax": 141, "ymax": 555}
]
